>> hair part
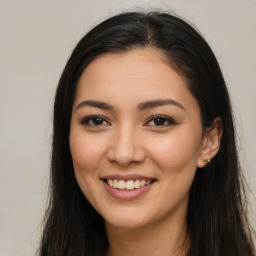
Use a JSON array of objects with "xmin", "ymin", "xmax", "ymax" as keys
[{"xmin": 38, "ymin": 11, "xmax": 255, "ymax": 256}]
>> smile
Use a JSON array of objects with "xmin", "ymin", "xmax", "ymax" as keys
[
  {"xmin": 101, "ymin": 175, "xmax": 156, "ymax": 200},
  {"xmin": 106, "ymin": 179, "xmax": 154, "ymax": 190}
]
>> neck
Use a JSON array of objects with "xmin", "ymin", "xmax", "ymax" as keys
[{"xmin": 105, "ymin": 213, "xmax": 189, "ymax": 256}]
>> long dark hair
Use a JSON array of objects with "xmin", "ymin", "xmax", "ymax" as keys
[{"xmin": 38, "ymin": 11, "xmax": 255, "ymax": 255}]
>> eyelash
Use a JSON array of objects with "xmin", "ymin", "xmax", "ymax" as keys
[
  {"xmin": 81, "ymin": 115, "xmax": 110, "ymax": 126},
  {"xmin": 80, "ymin": 115, "xmax": 177, "ymax": 127},
  {"xmin": 145, "ymin": 115, "xmax": 178, "ymax": 126}
]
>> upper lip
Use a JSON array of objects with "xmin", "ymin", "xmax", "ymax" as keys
[{"xmin": 101, "ymin": 174, "xmax": 156, "ymax": 181}]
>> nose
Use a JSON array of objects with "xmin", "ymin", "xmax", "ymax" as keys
[{"xmin": 106, "ymin": 125, "xmax": 146, "ymax": 167}]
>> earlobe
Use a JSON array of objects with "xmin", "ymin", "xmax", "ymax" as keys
[{"xmin": 197, "ymin": 118, "xmax": 223, "ymax": 168}]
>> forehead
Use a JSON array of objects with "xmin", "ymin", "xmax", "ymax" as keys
[{"xmin": 74, "ymin": 48, "xmax": 198, "ymax": 112}]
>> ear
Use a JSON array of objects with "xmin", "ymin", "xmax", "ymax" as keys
[{"xmin": 197, "ymin": 117, "xmax": 223, "ymax": 168}]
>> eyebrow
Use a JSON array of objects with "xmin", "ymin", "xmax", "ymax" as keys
[
  {"xmin": 137, "ymin": 99, "xmax": 185, "ymax": 111},
  {"xmin": 75, "ymin": 99, "xmax": 185, "ymax": 112}
]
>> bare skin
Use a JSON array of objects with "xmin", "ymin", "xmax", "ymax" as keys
[
  {"xmin": 105, "ymin": 205, "xmax": 189, "ymax": 256},
  {"xmin": 69, "ymin": 48, "xmax": 222, "ymax": 256}
]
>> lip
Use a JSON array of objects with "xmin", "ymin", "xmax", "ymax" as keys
[
  {"xmin": 101, "ymin": 175, "xmax": 156, "ymax": 200},
  {"xmin": 101, "ymin": 174, "xmax": 155, "ymax": 181}
]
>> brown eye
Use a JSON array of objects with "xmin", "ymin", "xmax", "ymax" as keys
[
  {"xmin": 145, "ymin": 115, "xmax": 177, "ymax": 126},
  {"xmin": 153, "ymin": 117, "xmax": 166, "ymax": 125},
  {"xmin": 81, "ymin": 116, "xmax": 110, "ymax": 126}
]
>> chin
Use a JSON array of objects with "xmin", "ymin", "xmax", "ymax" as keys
[
  {"xmin": 106, "ymin": 218, "xmax": 149, "ymax": 230},
  {"xmin": 103, "ymin": 207, "xmax": 154, "ymax": 230}
]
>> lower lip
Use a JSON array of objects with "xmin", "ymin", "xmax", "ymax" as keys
[{"xmin": 102, "ymin": 181, "xmax": 155, "ymax": 200}]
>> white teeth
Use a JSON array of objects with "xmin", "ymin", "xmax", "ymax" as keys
[
  {"xmin": 134, "ymin": 180, "xmax": 141, "ymax": 188},
  {"xmin": 107, "ymin": 179, "xmax": 113, "ymax": 187},
  {"xmin": 118, "ymin": 180, "xmax": 126, "ymax": 189},
  {"xmin": 113, "ymin": 179, "xmax": 119, "ymax": 188},
  {"xmin": 145, "ymin": 180, "xmax": 151, "ymax": 185},
  {"xmin": 106, "ymin": 179, "xmax": 153, "ymax": 190},
  {"xmin": 126, "ymin": 180, "xmax": 135, "ymax": 190}
]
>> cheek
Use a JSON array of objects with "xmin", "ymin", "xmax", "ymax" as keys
[
  {"xmin": 69, "ymin": 131, "xmax": 106, "ymax": 205},
  {"xmin": 69, "ymin": 131, "xmax": 106, "ymax": 172},
  {"xmin": 148, "ymin": 133, "xmax": 201, "ymax": 171},
  {"xmin": 147, "ymin": 133, "xmax": 201, "ymax": 212}
]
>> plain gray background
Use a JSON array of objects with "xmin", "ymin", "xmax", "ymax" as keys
[{"xmin": 0, "ymin": 0, "xmax": 255, "ymax": 255}]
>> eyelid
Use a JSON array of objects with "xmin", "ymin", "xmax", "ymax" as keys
[
  {"xmin": 144, "ymin": 114, "xmax": 178, "ymax": 126},
  {"xmin": 80, "ymin": 114, "xmax": 177, "ymax": 127},
  {"xmin": 80, "ymin": 115, "xmax": 111, "ymax": 126}
]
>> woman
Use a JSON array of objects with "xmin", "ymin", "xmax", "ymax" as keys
[{"xmin": 39, "ymin": 11, "xmax": 255, "ymax": 256}]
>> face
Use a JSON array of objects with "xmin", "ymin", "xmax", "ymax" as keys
[{"xmin": 69, "ymin": 48, "xmax": 206, "ymax": 230}]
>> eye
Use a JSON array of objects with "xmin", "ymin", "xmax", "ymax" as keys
[
  {"xmin": 81, "ymin": 115, "xmax": 110, "ymax": 126},
  {"xmin": 145, "ymin": 115, "xmax": 177, "ymax": 126}
]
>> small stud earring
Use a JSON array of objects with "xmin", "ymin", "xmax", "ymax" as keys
[{"xmin": 203, "ymin": 159, "xmax": 211, "ymax": 165}]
